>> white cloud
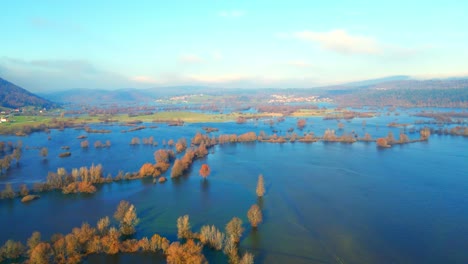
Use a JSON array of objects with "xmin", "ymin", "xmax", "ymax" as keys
[
  {"xmin": 287, "ymin": 60, "xmax": 314, "ymax": 68},
  {"xmin": 293, "ymin": 29, "xmax": 381, "ymax": 55},
  {"xmin": 0, "ymin": 57, "xmax": 134, "ymax": 91},
  {"xmin": 187, "ymin": 74, "xmax": 246, "ymax": 83},
  {"xmin": 218, "ymin": 10, "xmax": 245, "ymax": 18},
  {"xmin": 130, "ymin": 75, "xmax": 157, "ymax": 84},
  {"xmin": 179, "ymin": 54, "xmax": 203, "ymax": 63}
]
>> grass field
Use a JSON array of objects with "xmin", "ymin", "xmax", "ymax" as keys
[{"xmin": 0, "ymin": 109, "xmax": 335, "ymax": 135}]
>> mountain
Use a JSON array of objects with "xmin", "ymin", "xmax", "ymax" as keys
[
  {"xmin": 0, "ymin": 77, "xmax": 57, "ymax": 109},
  {"xmin": 342, "ymin": 75, "xmax": 411, "ymax": 87},
  {"xmin": 40, "ymin": 88, "xmax": 155, "ymax": 104}
]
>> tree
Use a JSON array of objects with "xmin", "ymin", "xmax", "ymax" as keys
[
  {"xmin": 80, "ymin": 140, "xmax": 89, "ymax": 148},
  {"xmin": 130, "ymin": 137, "xmax": 140, "ymax": 145},
  {"xmin": 39, "ymin": 147, "xmax": 48, "ymax": 159},
  {"xmin": 420, "ymin": 128, "xmax": 431, "ymax": 140},
  {"xmin": 171, "ymin": 159, "xmax": 185, "ymax": 178},
  {"xmin": 27, "ymin": 231, "xmax": 42, "ymax": 256},
  {"xmin": 20, "ymin": 184, "xmax": 29, "ymax": 196},
  {"xmin": 97, "ymin": 217, "xmax": 110, "ymax": 236},
  {"xmin": 114, "ymin": 200, "xmax": 139, "ymax": 235},
  {"xmin": 114, "ymin": 200, "xmax": 131, "ymax": 222},
  {"xmin": 12, "ymin": 147, "xmax": 22, "ymax": 163},
  {"xmin": 177, "ymin": 215, "xmax": 192, "ymax": 239},
  {"xmin": 29, "ymin": 242, "xmax": 53, "ymax": 264},
  {"xmin": 239, "ymin": 252, "xmax": 255, "ymax": 264},
  {"xmin": 247, "ymin": 204, "xmax": 262, "ymax": 228},
  {"xmin": 139, "ymin": 163, "xmax": 156, "ymax": 177},
  {"xmin": 199, "ymin": 164, "xmax": 210, "ymax": 179},
  {"xmin": 1, "ymin": 240, "xmax": 25, "ymax": 260},
  {"xmin": 297, "ymin": 119, "xmax": 306, "ymax": 130},
  {"xmin": 120, "ymin": 204, "xmax": 139, "ymax": 235},
  {"xmin": 175, "ymin": 138, "xmax": 187, "ymax": 153},
  {"xmin": 199, "ymin": 225, "xmax": 224, "ymax": 250},
  {"xmin": 166, "ymin": 240, "xmax": 207, "ymax": 264},
  {"xmin": 256, "ymin": 174, "xmax": 265, "ymax": 197},
  {"xmin": 1, "ymin": 183, "xmax": 15, "ymax": 199},
  {"xmin": 225, "ymin": 217, "xmax": 244, "ymax": 243},
  {"xmin": 376, "ymin": 138, "xmax": 390, "ymax": 148}
]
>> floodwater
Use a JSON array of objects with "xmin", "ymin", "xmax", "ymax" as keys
[{"xmin": 0, "ymin": 111, "xmax": 467, "ymax": 263}]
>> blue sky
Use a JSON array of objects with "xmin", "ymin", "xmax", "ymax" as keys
[{"xmin": 1, "ymin": 0, "xmax": 467, "ymax": 91}]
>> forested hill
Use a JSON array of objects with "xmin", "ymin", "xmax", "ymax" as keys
[{"xmin": 0, "ymin": 78, "xmax": 57, "ymax": 109}]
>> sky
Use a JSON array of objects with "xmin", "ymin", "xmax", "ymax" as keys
[{"xmin": 1, "ymin": 0, "xmax": 468, "ymax": 92}]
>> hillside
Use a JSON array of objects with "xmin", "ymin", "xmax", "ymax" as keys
[{"xmin": 0, "ymin": 78, "xmax": 57, "ymax": 109}]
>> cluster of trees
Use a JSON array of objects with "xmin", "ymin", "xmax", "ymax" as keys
[
  {"xmin": 0, "ymin": 201, "xmax": 146, "ymax": 263},
  {"xmin": 83, "ymin": 126, "xmax": 111, "ymax": 134},
  {"xmin": 297, "ymin": 119, "xmax": 306, "ymax": 130},
  {"xmin": 376, "ymin": 128, "xmax": 431, "ymax": 148},
  {"xmin": 171, "ymin": 144, "xmax": 208, "ymax": 178},
  {"xmin": 0, "ymin": 141, "xmax": 22, "ymax": 174},
  {"xmin": 94, "ymin": 140, "xmax": 111, "ymax": 148},
  {"xmin": 0, "ymin": 201, "xmax": 256, "ymax": 264},
  {"xmin": 335, "ymin": 84, "xmax": 468, "ymax": 108},
  {"xmin": 176, "ymin": 214, "xmax": 254, "ymax": 264}
]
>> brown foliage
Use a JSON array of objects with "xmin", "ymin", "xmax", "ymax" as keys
[
  {"xmin": 139, "ymin": 163, "xmax": 157, "ymax": 177},
  {"xmin": 199, "ymin": 164, "xmax": 210, "ymax": 179},
  {"xmin": 247, "ymin": 204, "xmax": 263, "ymax": 228},
  {"xmin": 297, "ymin": 119, "xmax": 306, "ymax": 130},
  {"xmin": 62, "ymin": 182, "xmax": 97, "ymax": 194},
  {"xmin": 80, "ymin": 140, "xmax": 89, "ymax": 148},
  {"xmin": 29, "ymin": 242, "xmax": 53, "ymax": 264},
  {"xmin": 256, "ymin": 174, "xmax": 265, "ymax": 197},
  {"xmin": 166, "ymin": 240, "xmax": 207, "ymax": 264},
  {"xmin": 376, "ymin": 138, "xmax": 390, "ymax": 148}
]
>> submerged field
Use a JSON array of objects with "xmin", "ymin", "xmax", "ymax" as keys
[{"xmin": 0, "ymin": 109, "xmax": 467, "ymax": 263}]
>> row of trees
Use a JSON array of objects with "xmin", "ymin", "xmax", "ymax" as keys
[{"xmin": 0, "ymin": 201, "xmax": 256, "ymax": 264}]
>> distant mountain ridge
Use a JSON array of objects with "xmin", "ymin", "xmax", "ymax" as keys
[
  {"xmin": 40, "ymin": 88, "xmax": 155, "ymax": 104},
  {"xmin": 39, "ymin": 76, "xmax": 468, "ymax": 104},
  {"xmin": 0, "ymin": 77, "xmax": 57, "ymax": 109}
]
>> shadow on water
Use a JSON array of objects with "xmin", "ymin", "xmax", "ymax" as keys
[
  {"xmin": 256, "ymin": 196, "xmax": 264, "ymax": 210},
  {"xmin": 245, "ymin": 228, "xmax": 267, "ymax": 263}
]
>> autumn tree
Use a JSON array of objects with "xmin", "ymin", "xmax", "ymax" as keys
[
  {"xmin": 256, "ymin": 174, "xmax": 265, "ymax": 197},
  {"xmin": 130, "ymin": 137, "xmax": 140, "ymax": 145},
  {"xmin": 175, "ymin": 138, "xmax": 187, "ymax": 153},
  {"xmin": 97, "ymin": 216, "xmax": 110, "ymax": 236},
  {"xmin": 199, "ymin": 225, "xmax": 225, "ymax": 250},
  {"xmin": 166, "ymin": 240, "xmax": 207, "ymax": 264},
  {"xmin": 177, "ymin": 215, "xmax": 192, "ymax": 239},
  {"xmin": 399, "ymin": 133, "xmax": 409, "ymax": 143},
  {"xmin": 297, "ymin": 119, "xmax": 306, "ymax": 130},
  {"xmin": 40, "ymin": 147, "xmax": 48, "ymax": 159},
  {"xmin": 199, "ymin": 164, "xmax": 210, "ymax": 180},
  {"xmin": 225, "ymin": 217, "xmax": 244, "ymax": 243},
  {"xmin": 20, "ymin": 184, "xmax": 29, "ymax": 196},
  {"xmin": 29, "ymin": 242, "xmax": 53, "ymax": 264},
  {"xmin": 1, "ymin": 183, "xmax": 15, "ymax": 199},
  {"xmin": 139, "ymin": 163, "xmax": 156, "ymax": 177},
  {"xmin": 114, "ymin": 200, "xmax": 139, "ymax": 235},
  {"xmin": 101, "ymin": 227, "xmax": 120, "ymax": 254},
  {"xmin": 150, "ymin": 234, "xmax": 170, "ymax": 253},
  {"xmin": 239, "ymin": 252, "xmax": 255, "ymax": 264},
  {"xmin": 247, "ymin": 204, "xmax": 263, "ymax": 228},
  {"xmin": 171, "ymin": 159, "xmax": 185, "ymax": 178},
  {"xmin": 12, "ymin": 147, "xmax": 22, "ymax": 163},
  {"xmin": 80, "ymin": 140, "xmax": 89, "ymax": 148},
  {"xmin": 376, "ymin": 138, "xmax": 390, "ymax": 148},
  {"xmin": 27, "ymin": 231, "xmax": 42, "ymax": 257},
  {"xmin": 420, "ymin": 128, "xmax": 431, "ymax": 140},
  {"xmin": 0, "ymin": 239, "xmax": 25, "ymax": 260}
]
